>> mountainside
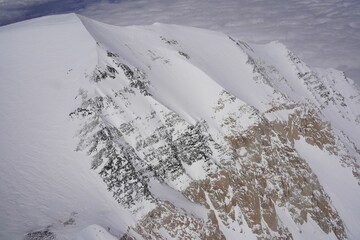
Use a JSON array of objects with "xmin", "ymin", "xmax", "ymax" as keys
[{"xmin": 1, "ymin": 13, "xmax": 360, "ymax": 240}]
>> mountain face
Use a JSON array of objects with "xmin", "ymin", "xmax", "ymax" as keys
[{"xmin": 1, "ymin": 13, "xmax": 360, "ymax": 240}]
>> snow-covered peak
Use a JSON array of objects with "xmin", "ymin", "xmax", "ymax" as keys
[{"xmin": 1, "ymin": 14, "xmax": 360, "ymax": 240}]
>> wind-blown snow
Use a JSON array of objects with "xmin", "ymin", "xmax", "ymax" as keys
[
  {"xmin": 275, "ymin": 206, "xmax": 338, "ymax": 240},
  {"xmin": 0, "ymin": 14, "xmax": 133, "ymax": 240},
  {"xmin": 295, "ymin": 138, "xmax": 360, "ymax": 239},
  {"xmin": 148, "ymin": 179, "xmax": 208, "ymax": 220},
  {"xmin": 0, "ymin": 0, "xmax": 359, "ymax": 83}
]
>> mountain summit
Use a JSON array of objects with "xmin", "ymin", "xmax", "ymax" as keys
[{"xmin": 1, "ymin": 13, "xmax": 360, "ymax": 240}]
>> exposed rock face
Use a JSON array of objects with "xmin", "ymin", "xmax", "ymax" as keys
[
  {"xmin": 69, "ymin": 45, "xmax": 359, "ymax": 239},
  {"xmin": 123, "ymin": 107, "xmax": 348, "ymax": 239},
  {"xmin": 211, "ymin": 108, "xmax": 345, "ymax": 239},
  {"xmin": 67, "ymin": 17, "xmax": 360, "ymax": 239}
]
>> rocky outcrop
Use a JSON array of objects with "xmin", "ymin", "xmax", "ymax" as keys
[{"xmin": 69, "ymin": 30, "xmax": 359, "ymax": 239}]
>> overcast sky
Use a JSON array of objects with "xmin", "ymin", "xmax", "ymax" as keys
[{"xmin": 1, "ymin": 0, "xmax": 359, "ymax": 83}]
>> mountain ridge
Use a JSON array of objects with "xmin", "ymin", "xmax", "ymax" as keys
[{"xmin": 1, "ymin": 13, "xmax": 360, "ymax": 240}]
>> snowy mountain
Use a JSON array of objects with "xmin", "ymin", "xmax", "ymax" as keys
[{"xmin": 1, "ymin": 13, "xmax": 360, "ymax": 240}]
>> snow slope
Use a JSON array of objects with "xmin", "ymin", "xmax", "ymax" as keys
[
  {"xmin": 0, "ymin": 13, "xmax": 359, "ymax": 239},
  {"xmin": 0, "ymin": 14, "xmax": 134, "ymax": 240}
]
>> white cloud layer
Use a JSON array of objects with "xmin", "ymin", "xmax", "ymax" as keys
[{"xmin": 1, "ymin": 0, "xmax": 359, "ymax": 82}]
